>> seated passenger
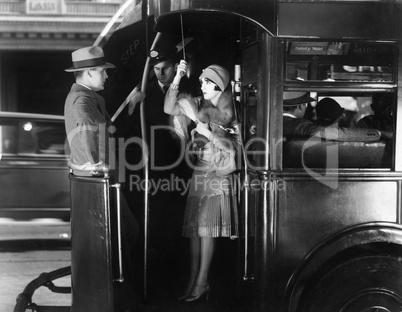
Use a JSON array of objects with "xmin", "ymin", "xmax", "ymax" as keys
[
  {"xmin": 356, "ymin": 93, "xmax": 394, "ymax": 133},
  {"xmin": 283, "ymin": 91, "xmax": 383, "ymax": 142},
  {"xmin": 316, "ymin": 97, "xmax": 344, "ymax": 127}
]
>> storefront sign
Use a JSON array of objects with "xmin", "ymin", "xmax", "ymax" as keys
[{"xmin": 26, "ymin": 0, "xmax": 65, "ymax": 15}]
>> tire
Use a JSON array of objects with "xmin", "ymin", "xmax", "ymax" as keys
[{"xmin": 298, "ymin": 255, "xmax": 402, "ymax": 312}]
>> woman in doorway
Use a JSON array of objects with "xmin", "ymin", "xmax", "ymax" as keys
[{"xmin": 164, "ymin": 62, "xmax": 239, "ymax": 302}]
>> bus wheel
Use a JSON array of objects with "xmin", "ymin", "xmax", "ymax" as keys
[{"xmin": 299, "ymin": 255, "xmax": 402, "ymax": 312}]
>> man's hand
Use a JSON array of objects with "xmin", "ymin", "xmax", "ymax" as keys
[{"xmin": 128, "ymin": 86, "xmax": 145, "ymax": 115}]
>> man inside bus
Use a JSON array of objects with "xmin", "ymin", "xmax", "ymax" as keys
[
  {"xmin": 283, "ymin": 91, "xmax": 388, "ymax": 141},
  {"xmin": 356, "ymin": 93, "xmax": 394, "ymax": 133},
  {"xmin": 126, "ymin": 42, "xmax": 193, "ymax": 278}
]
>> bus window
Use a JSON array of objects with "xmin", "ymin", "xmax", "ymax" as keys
[
  {"xmin": 283, "ymin": 38, "xmax": 396, "ymax": 170},
  {"xmin": 283, "ymin": 93, "xmax": 395, "ymax": 169}
]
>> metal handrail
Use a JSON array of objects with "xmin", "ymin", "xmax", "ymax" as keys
[
  {"xmin": 14, "ymin": 266, "xmax": 71, "ymax": 312},
  {"xmin": 111, "ymin": 183, "xmax": 124, "ymax": 282}
]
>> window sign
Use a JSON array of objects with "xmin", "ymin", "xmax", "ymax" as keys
[
  {"xmin": 26, "ymin": 0, "xmax": 66, "ymax": 15},
  {"xmin": 289, "ymin": 42, "xmax": 351, "ymax": 55}
]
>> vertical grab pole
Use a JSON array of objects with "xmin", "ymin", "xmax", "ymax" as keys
[
  {"xmin": 232, "ymin": 65, "xmax": 252, "ymax": 281},
  {"xmin": 140, "ymin": 31, "xmax": 162, "ymax": 299},
  {"xmin": 111, "ymin": 183, "xmax": 124, "ymax": 282}
]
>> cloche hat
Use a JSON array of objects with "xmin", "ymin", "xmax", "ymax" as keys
[
  {"xmin": 283, "ymin": 91, "xmax": 316, "ymax": 106},
  {"xmin": 199, "ymin": 65, "xmax": 230, "ymax": 91},
  {"xmin": 316, "ymin": 97, "xmax": 344, "ymax": 123},
  {"xmin": 65, "ymin": 46, "xmax": 115, "ymax": 72}
]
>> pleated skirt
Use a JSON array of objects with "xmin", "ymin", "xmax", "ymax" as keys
[{"xmin": 182, "ymin": 169, "xmax": 238, "ymax": 238}]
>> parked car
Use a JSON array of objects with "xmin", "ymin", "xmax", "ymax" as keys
[{"xmin": 0, "ymin": 112, "xmax": 70, "ymax": 221}]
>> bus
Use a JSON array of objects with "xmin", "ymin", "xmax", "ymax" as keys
[
  {"xmin": 139, "ymin": 1, "xmax": 402, "ymax": 311},
  {"xmin": 15, "ymin": 1, "xmax": 402, "ymax": 311}
]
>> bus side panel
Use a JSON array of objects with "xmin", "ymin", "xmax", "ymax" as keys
[
  {"xmin": 274, "ymin": 177, "xmax": 398, "ymax": 307},
  {"xmin": 70, "ymin": 175, "xmax": 114, "ymax": 312}
]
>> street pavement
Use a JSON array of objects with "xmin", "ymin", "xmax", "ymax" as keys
[
  {"xmin": 0, "ymin": 219, "xmax": 71, "ymax": 312},
  {"xmin": 0, "ymin": 219, "xmax": 252, "ymax": 312}
]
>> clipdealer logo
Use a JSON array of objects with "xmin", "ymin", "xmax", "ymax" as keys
[{"xmin": 66, "ymin": 124, "xmax": 337, "ymax": 189}]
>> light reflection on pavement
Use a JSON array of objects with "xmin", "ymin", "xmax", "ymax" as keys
[{"xmin": 0, "ymin": 218, "xmax": 71, "ymax": 240}]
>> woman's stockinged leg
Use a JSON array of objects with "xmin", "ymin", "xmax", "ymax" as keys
[
  {"xmin": 188, "ymin": 238, "xmax": 201, "ymax": 290},
  {"xmin": 179, "ymin": 237, "xmax": 200, "ymax": 300},
  {"xmin": 183, "ymin": 237, "xmax": 215, "ymax": 302},
  {"xmin": 192, "ymin": 237, "xmax": 215, "ymax": 294}
]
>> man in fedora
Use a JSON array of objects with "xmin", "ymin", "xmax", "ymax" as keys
[
  {"xmin": 65, "ymin": 45, "xmax": 145, "ymax": 171},
  {"xmin": 283, "ymin": 91, "xmax": 384, "ymax": 141},
  {"xmin": 64, "ymin": 46, "xmax": 157, "ymax": 312}
]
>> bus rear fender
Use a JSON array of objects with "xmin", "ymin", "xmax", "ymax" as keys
[{"xmin": 285, "ymin": 222, "xmax": 402, "ymax": 312}]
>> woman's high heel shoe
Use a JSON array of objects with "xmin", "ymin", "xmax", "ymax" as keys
[
  {"xmin": 178, "ymin": 292, "xmax": 191, "ymax": 302},
  {"xmin": 184, "ymin": 283, "xmax": 210, "ymax": 303},
  {"xmin": 177, "ymin": 283, "xmax": 193, "ymax": 301}
]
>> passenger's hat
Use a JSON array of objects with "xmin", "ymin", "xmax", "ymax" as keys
[
  {"xmin": 65, "ymin": 46, "xmax": 115, "ymax": 72},
  {"xmin": 283, "ymin": 91, "xmax": 315, "ymax": 106},
  {"xmin": 149, "ymin": 44, "xmax": 178, "ymax": 64},
  {"xmin": 199, "ymin": 64, "xmax": 230, "ymax": 91},
  {"xmin": 316, "ymin": 97, "xmax": 344, "ymax": 122}
]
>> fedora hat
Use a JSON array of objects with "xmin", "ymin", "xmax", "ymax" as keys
[
  {"xmin": 283, "ymin": 91, "xmax": 315, "ymax": 106},
  {"xmin": 65, "ymin": 46, "xmax": 115, "ymax": 72}
]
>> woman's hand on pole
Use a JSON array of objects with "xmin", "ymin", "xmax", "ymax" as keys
[{"xmin": 173, "ymin": 60, "xmax": 187, "ymax": 85}]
